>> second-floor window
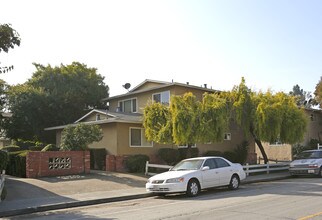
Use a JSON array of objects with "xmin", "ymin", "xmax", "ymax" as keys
[
  {"xmin": 152, "ymin": 91, "xmax": 170, "ymax": 105},
  {"xmin": 119, "ymin": 98, "xmax": 137, "ymax": 113}
]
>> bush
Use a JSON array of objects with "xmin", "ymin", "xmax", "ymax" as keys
[
  {"xmin": 157, "ymin": 148, "xmax": 179, "ymax": 165},
  {"xmin": 233, "ymin": 141, "xmax": 249, "ymax": 164},
  {"xmin": 222, "ymin": 151, "xmax": 237, "ymax": 162},
  {"xmin": 1, "ymin": 145, "xmax": 21, "ymax": 152},
  {"xmin": 0, "ymin": 150, "xmax": 9, "ymax": 171},
  {"xmin": 178, "ymin": 147, "xmax": 199, "ymax": 160},
  {"xmin": 29, "ymin": 146, "xmax": 43, "ymax": 151},
  {"xmin": 6, "ymin": 150, "xmax": 29, "ymax": 177},
  {"xmin": 41, "ymin": 144, "xmax": 59, "ymax": 152},
  {"xmin": 90, "ymin": 148, "xmax": 107, "ymax": 170},
  {"xmin": 203, "ymin": 150, "xmax": 223, "ymax": 157},
  {"xmin": 125, "ymin": 154, "xmax": 149, "ymax": 173}
]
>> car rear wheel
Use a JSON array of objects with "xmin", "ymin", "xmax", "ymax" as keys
[
  {"xmin": 228, "ymin": 174, "xmax": 240, "ymax": 190},
  {"xmin": 186, "ymin": 179, "xmax": 200, "ymax": 197}
]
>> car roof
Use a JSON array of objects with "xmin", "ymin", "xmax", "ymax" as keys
[{"xmin": 184, "ymin": 156, "xmax": 222, "ymax": 161}]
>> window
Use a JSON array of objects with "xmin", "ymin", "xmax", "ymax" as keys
[
  {"xmin": 214, "ymin": 158, "xmax": 230, "ymax": 168},
  {"xmin": 203, "ymin": 159, "xmax": 217, "ymax": 169},
  {"xmin": 224, "ymin": 133, "xmax": 231, "ymax": 140},
  {"xmin": 118, "ymin": 98, "xmax": 137, "ymax": 113},
  {"xmin": 130, "ymin": 128, "xmax": 152, "ymax": 147},
  {"xmin": 152, "ymin": 91, "xmax": 170, "ymax": 105}
]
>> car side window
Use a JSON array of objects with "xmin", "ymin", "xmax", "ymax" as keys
[
  {"xmin": 203, "ymin": 159, "xmax": 217, "ymax": 169},
  {"xmin": 214, "ymin": 158, "xmax": 230, "ymax": 168}
]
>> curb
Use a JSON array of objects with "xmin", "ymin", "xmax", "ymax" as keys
[
  {"xmin": 0, "ymin": 174, "xmax": 291, "ymax": 218},
  {"xmin": 0, "ymin": 193, "xmax": 154, "ymax": 218}
]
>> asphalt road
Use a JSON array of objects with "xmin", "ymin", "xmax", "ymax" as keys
[{"xmin": 5, "ymin": 177, "xmax": 322, "ymax": 220}]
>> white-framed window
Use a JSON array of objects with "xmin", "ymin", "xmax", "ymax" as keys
[
  {"xmin": 118, "ymin": 98, "xmax": 137, "ymax": 113},
  {"xmin": 224, "ymin": 133, "xmax": 231, "ymax": 140},
  {"xmin": 152, "ymin": 91, "xmax": 170, "ymax": 105},
  {"xmin": 129, "ymin": 127, "xmax": 152, "ymax": 147}
]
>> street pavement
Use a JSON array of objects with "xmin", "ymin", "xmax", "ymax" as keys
[{"xmin": 0, "ymin": 170, "xmax": 291, "ymax": 218}]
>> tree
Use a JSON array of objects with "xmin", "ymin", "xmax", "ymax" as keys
[
  {"xmin": 60, "ymin": 123, "xmax": 103, "ymax": 151},
  {"xmin": 4, "ymin": 62, "xmax": 109, "ymax": 142},
  {"xmin": 289, "ymin": 84, "xmax": 315, "ymax": 107},
  {"xmin": 144, "ymin": 92, "xmax": 230, "ymax": 158},
  {"xmin": 0, "ymin": 24, "xmax": 21, "ymax": 73},
  {"xmin": 314, "ymin": 77, "xmax": 322, "ymax": 107},
  {"xmin": 230, "ymin": 78, "xmax": 307, "ymax": 164}
]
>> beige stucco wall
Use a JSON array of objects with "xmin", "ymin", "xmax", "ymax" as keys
[
  {"xmin": 89, "ymin": 123, "xmax": 118, "ymax": 155},
  {"xmin": 302, "ymin": 110, "xmax": 322, "ymax": 146},
  {"xmin": 255, "ymin": 142, "xmax": 292, "ymax": 162}
]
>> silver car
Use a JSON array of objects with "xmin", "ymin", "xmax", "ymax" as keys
[{"xmin": 289, "ymin": 150, "xmax": 322, "ymax": 177}]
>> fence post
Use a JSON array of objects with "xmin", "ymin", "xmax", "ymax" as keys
[
  {"xmin": 245, "ymin": 163, "xmax": 249, "ymax": 176},
  {"xmin": 266, "ymin": 163, "xmax": 270, "ymax": 174},
  {"xmin": 145, "ymin": 161, "xmax": 149, "ymax": 176}
]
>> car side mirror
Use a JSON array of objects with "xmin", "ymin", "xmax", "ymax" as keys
[{"xmin": 202, "ymin": 166, "xmax": 210, "ymax": 171}]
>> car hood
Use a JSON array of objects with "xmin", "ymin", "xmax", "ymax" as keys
[
  {"xmin": 291, "ymin": 159, "xmax": 321, "ymax": 165},
  {"xmin": 149, "ymin": 170, "xmax": 198, "ymax": 181}
]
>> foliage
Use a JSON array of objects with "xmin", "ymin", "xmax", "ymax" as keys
[
  {"xmin": 0, "ymin": 23, "xmax": 21, "ymax": 73},
  {"xmin": 307, "ymin": 138, "xmax": 319, "ymax": 149},
  {"xmin": 289, "ymin": 84, "xmax": 315, "ymax": 107},
  {"xmin": 15, "ymin": 139, "xmax": 45, "ymax": 150},
  {"xmin": 233, "ymin": 141, "xmax": 249, "ymax": 164},
  {"xmin": 314, "ymin": 77, "xmax": 322, "ymax": 107},
  {"xmin": 0, "ymin": 150, "xmax": 9, "ymax": 171},
  {"xmin": 90, "ymin": 148, "xmax": 107, "ymax": 170},
  {"xmin": 29, "ymin": 146, "xmax": 43, "ymax": 151},
  {"xmin": 60, "ymin": 123, "xmax": 103, "ymax": 151},
  {"xmin": 3, "ymin": 62, "xmax": 109, "ymax": 142},
  {"xmin": 1, "ymin": 145, "xmax": 20, "ymax": 152},
  {"xmin": 157, "ymin": 148, "xmax": 179, "ymax": 165},
  {"xmin": 41, "ymin": 144, "xmax": 59, "ymax": 152},
  {"xmin": 203, "ymin": 150, "xmax": 223, "ymax": 157},
  {"xmin": 125, "ymin": 154, "xmax": 149, "ymax": 173},
  {"xmin": 6, "ymin": 150, "xmax": 28, "ymax": 177},
  {"xmin": 178, "ymin": 147, "xmax": 199, "ymax": 160},
  {"xmin": 143, "ymin": 102, "xmax": 173, "ymax": 144}
]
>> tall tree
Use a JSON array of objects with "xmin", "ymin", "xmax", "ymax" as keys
[
  {"xmin": 0, "ymin": 24, "xmax": 21, "ymax": 73},
  {"xmin": 289, "ymin": 84, "xmax": 315, "ymax": 107},
  {"xmin": 314, "ymin": 77, "xmax": 322, "ymax": 107},
  {"xmin": 230, "ymin": 78, "xmax": 307, "ymax": 163},
  {"xmin": 4, "ymin": 62, "xmax": 109, "ymax": 142}
]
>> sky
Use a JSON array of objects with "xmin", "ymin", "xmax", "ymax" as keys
[{"xmin": 0, "ymin": 0, "xmax": 321, "ymax": 97}]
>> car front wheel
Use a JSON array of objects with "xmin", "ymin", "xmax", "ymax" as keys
[
  {"xmin": 228, "ymin": 174, "xmax": 240, "ymax": 190},
  {"xmin": 186, "ymin": 179, "xmax": 200, "ymax": 197}
]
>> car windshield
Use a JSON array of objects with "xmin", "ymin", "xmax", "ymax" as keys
[
  {"xmin": 296, "ymin": 151, "xmax": 322, "ymax": 159},
  {"xmin": 171, "ymin": 159, "xmax": 204, "ymax": 171}
]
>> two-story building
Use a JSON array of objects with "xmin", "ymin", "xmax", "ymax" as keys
[{"xmin": 45, "ymin": 79, "xmax": 258, "ymax": 168}]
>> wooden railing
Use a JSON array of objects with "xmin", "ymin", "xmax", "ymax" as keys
[{"xmin": 145, "ymin": 161, "xmax": 291, "ymax": 176}]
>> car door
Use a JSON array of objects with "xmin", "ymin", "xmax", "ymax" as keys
[
  {"xmin": 214, "ymin": 158, "xmax": 233, "ymax": 186},
  {"xmin": 201, "ymin": 158, "xmax": 220, "ymax": 188}
]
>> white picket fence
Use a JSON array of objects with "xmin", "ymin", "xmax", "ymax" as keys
[
  {"xmin": 145, "ymin": 161, "xmax": 291, "ymax": 176},
  {"xmin": 0, "ymin": 170, "xmax": 5, "ymax": 202}
]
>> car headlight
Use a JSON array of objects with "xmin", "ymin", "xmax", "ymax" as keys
[{"xmin": 165, "ymin": 177, "xmax": 184, "ymax": 183}]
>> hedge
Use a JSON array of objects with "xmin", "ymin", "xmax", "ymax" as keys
[
  {"xmin": 6, "ymin": 150, "xmax": 29, "ymax": 177},
  {"xmin": 0, "ymin": 150, "xmax": 9, "ymax": 171},
  {"xmin": 125, "ymin": 154, "xmax": 149, "ymax": 173}
]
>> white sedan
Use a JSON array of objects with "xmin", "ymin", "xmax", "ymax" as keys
[{"xmin": 146, "ymin": 156, "xmax": 246, "ymax": 197}]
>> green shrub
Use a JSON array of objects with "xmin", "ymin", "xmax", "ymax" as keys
[
  {"xmin": 6, "ymin": 150, "xmax": 29, "ymax": 177},
  {"xmin": 233, "ymin": 141, "xmax": 249, "ymax": 164},
  {"xmin": 90, "ymin": 148, "xmax": 107, "ymax": 170},
  {"xmin": 0, "ymin": 150, "xmax": 9, "ymax": 171},
  {"xmin": 29, "ymin": 146, "xmax": 43, "ymax": 151},
  {"xmin": 125, "ymin": 154, "xmax": 149, "ymax": 173},
  {"xmin": 157, "ymin": 148, "xmax": 179, "ymax": 165},
  {"xmin": 41, "ymin": 144, "xmax": 59, "ymax": 152},
  {"xmin": 222, "ymin": 151, "xmax": 237, "ymax": 162},
  {"xmin": 178, "ymin": 147, "xmax": 199, "ymax": 160},
  {"xmin": 203, "ymin": 150, "xmax": 223, "ymax": 157},
  {"xmin": 1, "ymin": 145, "xmax": 21, "ymax": 152}
]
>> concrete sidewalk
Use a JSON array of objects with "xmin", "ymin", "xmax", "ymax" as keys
[{"xmin": 0, "ymin": 171, "xmax": 291, "ymax": 218}]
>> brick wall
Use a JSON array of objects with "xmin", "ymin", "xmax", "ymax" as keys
[
  {"xmin": 106, "ymin": 155, "xmax": 128, "ymax": 172},
  {"xmin": 26, "ymin": 151, "xmax": 90, "ymax": 178}
]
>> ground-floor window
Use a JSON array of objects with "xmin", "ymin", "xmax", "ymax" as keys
[{"xmin": 130, "ymin": 127, "xmax": 152, "ymax": 147}]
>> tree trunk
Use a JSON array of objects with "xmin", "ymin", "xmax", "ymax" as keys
[{"xmin": 250, "ymin": 129, "xmax": 269, "ymax": 164}]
